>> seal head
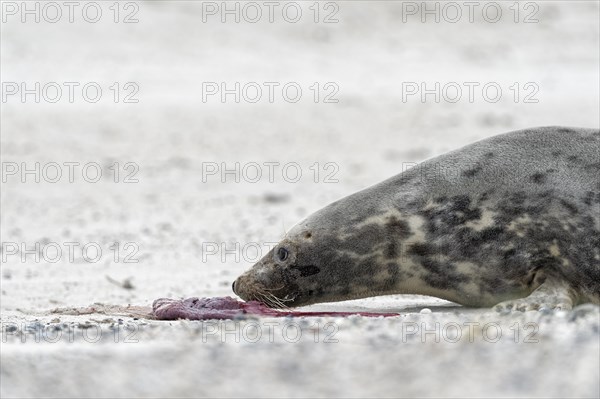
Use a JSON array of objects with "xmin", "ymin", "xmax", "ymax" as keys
[{"xmin": 233, "ymin": 190, "xmax": 417, "ymax": 308}]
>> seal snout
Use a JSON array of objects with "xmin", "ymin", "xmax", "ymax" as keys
[
  {"xmin": 231, "ymin": 273, "xmax": 262, "ymax": 303},
  {"xmin": 231, "ymin": 275, "xmax": 249, "ymax": 300},
  {"xmin": 231, "ymin": 266, "xmax": 303, "ymax": 308},
  {"xmin": 231, "ymin": 276, "xmax": 255, "ymax": 300}
]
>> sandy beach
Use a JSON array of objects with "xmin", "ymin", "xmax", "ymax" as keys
[{"xmin": 1, "ymin": 1, "xmax": 599, "ymax": 397}]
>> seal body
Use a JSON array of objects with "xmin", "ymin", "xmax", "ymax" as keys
[{"xmin": 233, "ymin": 127, "xmax": 600, "ymax": 310}]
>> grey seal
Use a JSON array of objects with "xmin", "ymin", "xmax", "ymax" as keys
[{"xmin": 233, "ymin": 126, "xmax": 600, "ymax": 311}]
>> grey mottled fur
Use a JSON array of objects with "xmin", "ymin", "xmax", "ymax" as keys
[{"xmin": 233, "ymin": 127, "xmax": 600, "ymax": 311}]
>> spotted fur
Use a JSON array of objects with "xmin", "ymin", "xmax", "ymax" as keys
[{"xmin": 233, "ymin": 127, "xmax": 600, "ymax": 310}]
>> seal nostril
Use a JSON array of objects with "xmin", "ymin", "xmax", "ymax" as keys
[{"xmin": 232, "ymin": 281, "xmax": 236, "ymax": 294}]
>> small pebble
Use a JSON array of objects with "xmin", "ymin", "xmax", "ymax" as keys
[{"xmin": 420, "ymin": 308, "xmax": 432, "ymax": 314}]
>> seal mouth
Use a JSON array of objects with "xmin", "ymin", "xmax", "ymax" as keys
[{"xmin": 233, "ymin": 274, "xmax": 302, "ymax": 309}]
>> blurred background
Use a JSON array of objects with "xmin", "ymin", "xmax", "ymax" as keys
[{"xmin": 1, "ymin": 1, "xmax": 599, "ymax": 397}]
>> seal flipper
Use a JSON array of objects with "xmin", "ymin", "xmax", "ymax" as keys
[{"xmin": 493, "ymin": 279, "xmax": 577, "ymax": 312}]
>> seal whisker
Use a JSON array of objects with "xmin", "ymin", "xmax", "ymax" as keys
[
  {"xmin": 266, "ymin": 294, "xmax": 285, "ymax": 309},
  {"xmin": 247, "ymin": 283, "xmax": 290, "ymax": 309},
  {"xmin": 262, "ymin": 284, "xmax": 285, "ymax": 292},
  {"xmin": 255, "ymin": 290, "xmax": 281, "ymax": 309},
  {"xmin": 267, "ymin": 293, "xmax": 291, "ymax": 310}
]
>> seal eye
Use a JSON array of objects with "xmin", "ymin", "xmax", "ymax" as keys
[{"xmin": 277, "ymin": 247, "xmax": 289, "ymax": 262}]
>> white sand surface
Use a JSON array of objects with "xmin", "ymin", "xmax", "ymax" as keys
[{"xmin": 1, "ymin": 1, "xmax": 599, "ymax": 397}]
